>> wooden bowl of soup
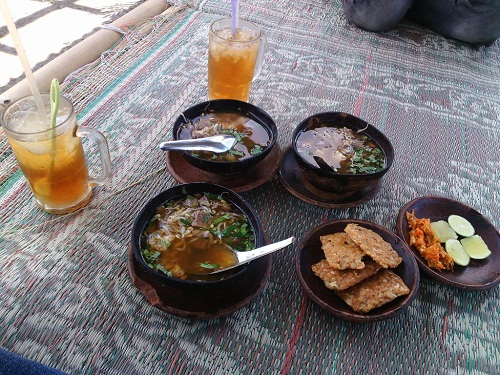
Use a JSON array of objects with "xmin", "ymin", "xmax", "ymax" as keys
[
  {"xmin": 131, "ymin": 183, "xmax": 268, "ymax": 314},
  {"xmin": 292, "ymin": 112, "xmax": 394, "ymax": 198},
  {"xmin": 172, "ymin": 100, "xmax": 277, "ymax": 174}
]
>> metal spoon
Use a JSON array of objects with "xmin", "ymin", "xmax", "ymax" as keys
[
  {"xmin": 159, "ymin": 134, "xmax": 237, "ymax": 153},
  {"xmin": 204, "ymin": 237, "xmax": 295, "ymax": 274}
]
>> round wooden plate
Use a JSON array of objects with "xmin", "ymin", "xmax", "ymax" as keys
[
  {"xmin": 127, "ymin": 247, "xmax": 272, "ymax": 319},
  {"xmin": 279, "ymin": 146, "xmax": 381, "ymax": 208},
  {"xmin": 165, "ymin": 144, "xmax": 281, "ymax": 192},
  {"xmin": 397, "ymin": 196, "xmax": 500, "ymax": 290},
  {"xmin": 296, "ymin": 219, "xmax": 420, "ymax": 322}
]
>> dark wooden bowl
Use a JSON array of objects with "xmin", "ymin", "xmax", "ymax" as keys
[
  {"xmin": 172, "ymin": 100, "xmax": 277, "ymax": 174},
  {"xmin": 127, "ymin": 246, "xmax": 271, "ymax": 319},
  {"xmin": 292, "ymin": 112, "xmax": 394, "ymax": 198},
  {"xmin": 296, "ymin": 219, "xmax": 420, "ymax": 322},
  {"xmin": 397, "ymin": 196, "xmax": 500, "ymax": 290},
  {"xmin": 130, "ymin": 183, "xmax": 270, "ymax": 316}
]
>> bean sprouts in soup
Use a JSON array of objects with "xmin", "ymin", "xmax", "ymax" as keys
[
  {"xmin": 178, "ymin": 111, "xmax": 270, "ymax": 161},
  {"xmin": 141, "ymin": 192, "xmax": 255, "ymax": 281}
]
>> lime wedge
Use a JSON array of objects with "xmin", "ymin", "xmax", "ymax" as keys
[
  {"xmin": 461, "ymin": 235, "xmax": 492, "ymax": 260},
  {"xmin": 445, "ymin": 239, "xmax": 470, "ymax": 266},
  {"xmin": 430, "ymin": 220, "xmax": 458, "ymax": 243},
  {"xmin": 448, "ymin": 215, "xmax": 475, "ymax": 237}
]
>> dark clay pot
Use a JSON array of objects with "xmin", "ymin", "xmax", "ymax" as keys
[
  {"xmin": 292, "ymin": 112, "xmax": 394, "ymax": 199},
  {"xmin": 131, "ymin": 183, "xmax": 267, "ymax": 313},
  {"xmin": 172, "ymin": 100, "xmax": 277, "ymax": 174}
]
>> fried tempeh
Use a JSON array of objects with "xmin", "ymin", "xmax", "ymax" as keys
[
  {"xmin": 320, "ymin": 232, "xmax": 366, "ymax": 270},
  {"xmin": 336, "ymin": 270, "xmax": 410, "ymax": 313},
  {"xmin": 311, "ymin": 258, "xmax": 382, "ymax": 291},
  {"xmin": 344, "ymin": 224, "xmax": 402, "ymax": 268}
]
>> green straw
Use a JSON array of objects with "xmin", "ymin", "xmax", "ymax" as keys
[
  {"xmin": 48, "ymin": 79, "xmax": 60, "ymax": 178},
  {"xmin": 50, "ymin": 78, "xmax": 60, "ymax": 131}
]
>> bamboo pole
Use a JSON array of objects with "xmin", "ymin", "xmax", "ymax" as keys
[{"xmin": 0, "ymin": 0, "xmax": 169, "ymax": 109}]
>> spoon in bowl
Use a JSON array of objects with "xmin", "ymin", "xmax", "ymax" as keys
[
  {"xmin": 198, "ymin": 237, "xmax": 296, "ymax": 275},
  {"xmin": 313, "ymin": 155, "xmax": 336, "ymax": 172},
  {"xmin": 159, "ymin": 134, "xmax": 237, "ymax": 153}
]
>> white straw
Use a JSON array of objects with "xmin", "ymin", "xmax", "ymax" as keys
[
  {"xmin": 0, "ymin": 0, "xmax": 49, "ymax": 124},
  {"xmin": 231, "ymin": 0, "xmax": 239, "ymax": 36}
]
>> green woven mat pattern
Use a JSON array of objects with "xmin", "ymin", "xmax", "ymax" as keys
[{"xmin": 1, "ymin": 1, "xmax": 499, "ymax": 374}]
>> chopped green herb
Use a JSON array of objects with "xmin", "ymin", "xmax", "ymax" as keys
[
  {"xmin": 180, "ymin": 218, "xmax": 191, "ymax": 226},
  {"xmin": 145, "ymin": 214, "xmax": 161, "ymax": 232},
  {"xmin": 214, "ymin": 213, "xmax": 231, "ymax": 224},
  {"xmin": 142, "ymin": 249, "xmax": 161, "ymax": 263},
  {"xmin": 222, "ymin": 223, "xmax": 238, "ymax": 237},
  {"xmin": 205, "ymin": 192, "xmax": 221, "ymax": 200},
  {"xmin": 222, "ymin": 128, "xmax": 246, "ymax": 143},
  {"xmin": 211, "ymin": 229, "xmax": 224, "ymax": 238},
  {"xmin": 240, "ymin": 223, "xmax": 249, "ymax": 235},
  {"xmin": 349, "ymin": 146, "xmax": 385, "ymax": 174},
  {"xmin": 155, "ymin": 263, "xmax": 172, "ymax": 276},
  {"xmin": 233, "ymin": 131, "xmax": 243, "ymax": 142},
  {"xmin": 251, "ymin": 145, "xmax": 264, "ymax": 155},
  {"xmin": 228, "ymin": 149, "xmax": 245, "ymax": 156},
  {"xmin": 244, "ymin": 240, "xmax": 254, "ymax": 251}
]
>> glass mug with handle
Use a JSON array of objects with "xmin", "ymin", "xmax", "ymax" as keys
[
  {"xmin": 208, "ymin": 18, "xmax": 267, "ymax": 102},
  {"xmin": 1, "ymin": 94, "xmax": 112, "ymax": 214}
]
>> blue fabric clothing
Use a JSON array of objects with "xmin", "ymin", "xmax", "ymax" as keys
[
  {"xmin": 0, "ymin": 348, "xmax": 69, "ymax": 375},
  {"xmin": 341, "ymin": 0, "xmax": 414, "ymax": 32},
  {"xmin": 407, "ymin": 0, "xmax": 500, "ymax": 45}
]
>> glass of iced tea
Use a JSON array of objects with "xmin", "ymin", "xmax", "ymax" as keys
[
  {"xmin": 208, "ymin": 18, "xmax": 267, "ymax": 102},
  {"xmin": 1, "ymin": 94, "xmax": 112, "ymax": 214}
]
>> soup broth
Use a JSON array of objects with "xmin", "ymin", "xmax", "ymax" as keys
[
  {"xmin": 141, "ymin": 192, "xmax": 255, "ymax": 281},
  {"xmin": 178, "ymin": 111, "xmax": 270, "ymax": 161},
  {"xmin": 296, "ymin": 123, "xmax": 385, "ymax": 174}
]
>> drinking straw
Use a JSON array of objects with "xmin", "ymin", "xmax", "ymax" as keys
[
  {"xmin": 49, "ymin": 79, "xmax": 60, "ymax": 132},
  {"xmin": 231, "ymin": 0, "xmax": 239, "ymax": 36},
  {"xmin": 0, "ymin": 0, "xmax": 49, "ymax": 125},
  {"xmin": 48, "ymin": 78, "xmax": 59, "ymax": 178}
]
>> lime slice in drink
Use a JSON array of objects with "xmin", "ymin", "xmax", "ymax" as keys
[
  {"xmin": 448, "ymin": 215, "xmax": 475, "ymax": 237},
  {"xmin": 430, "ymin": 220, "xmax": 458, "ymax": 242},
  {"xmin": 444, "ymin": 239, "xmax": 470, "ymax": 266},
  {"xmin": 461, "ymin": 235, "xmax": 492, "ymax": 260}
]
